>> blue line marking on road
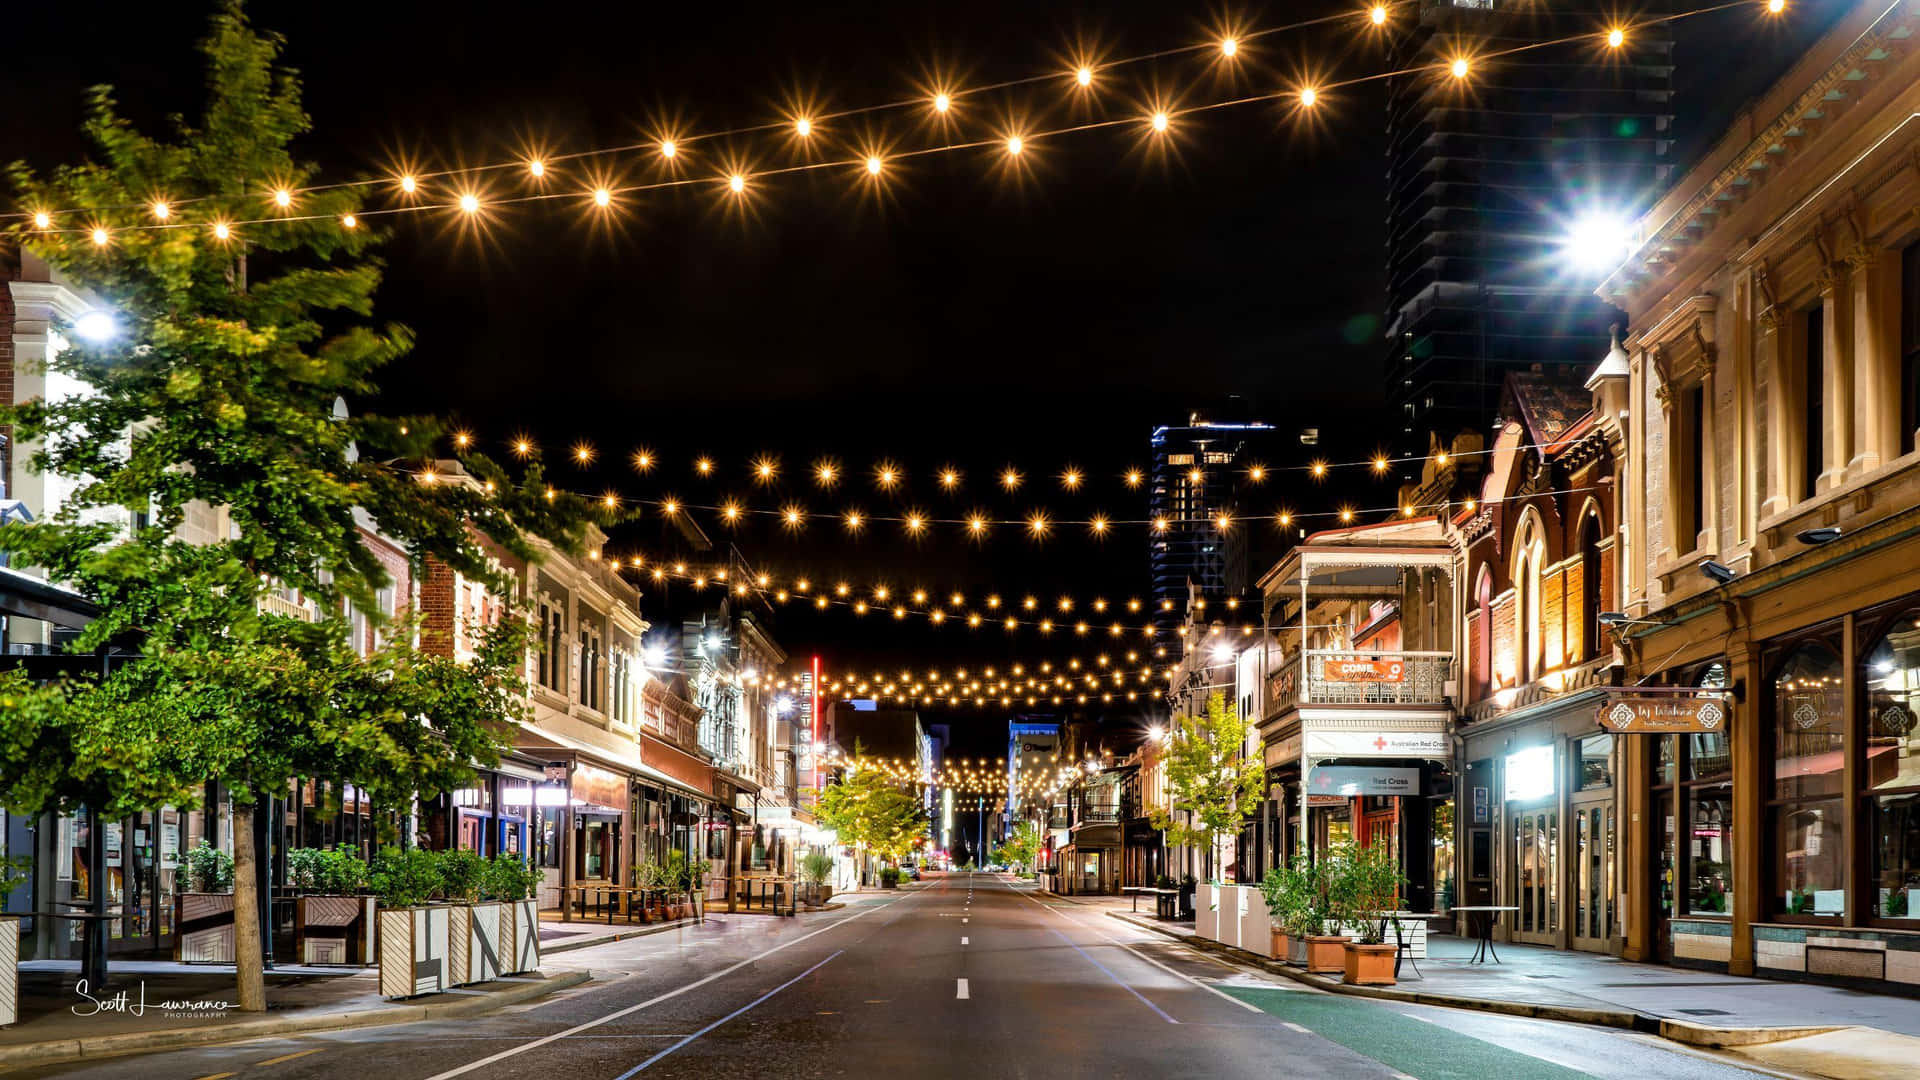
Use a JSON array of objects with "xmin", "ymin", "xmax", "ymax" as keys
[{"xmin": 1051, "ymin": 929, "xmax": 1179, "ymax": 1024}]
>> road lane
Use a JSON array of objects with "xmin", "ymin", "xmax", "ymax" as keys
[{"xmin": 21, "ymin": 872, "xmax": 1776, "ymax": 1080}]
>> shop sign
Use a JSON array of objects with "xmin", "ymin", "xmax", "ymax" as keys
[
  {"xmin": 543, "ymin": 760, "xmax": 570, "ymax": 783},
  {"xmin": 570, "ymin": 762, "xmax": 628, "ymax": 811},
  {"xmin": 1264, "ymin": 732, "xmax": 1302, "ymax": 770},
  {"xmin": 1597, "ymin": 691, "xmax": 1730, "ymax": 734},
  {"xmin": 1309, "ymin": 765, "xmax": 1419, "ymax": 797},
  {"xmin": 1323, "ymin": 658, "xmax": 1405, "ymax": 682},
  {"xmin": 1304, "ymin": 730, "xmax": 1449, "ymax": 758}
]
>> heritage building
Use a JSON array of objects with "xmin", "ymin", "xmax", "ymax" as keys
[{"xmin": 1598, "ymin": 0, "xmax": 1920, "ymax": 988}]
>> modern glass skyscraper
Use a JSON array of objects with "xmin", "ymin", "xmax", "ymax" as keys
[
  {"xmin": 1148, "ymin": 412, "xmax": 1275, "ymax": 647},
  {"xmin": 1384, "ymin": 0, "xmax": 1675, "ymax": 460}
]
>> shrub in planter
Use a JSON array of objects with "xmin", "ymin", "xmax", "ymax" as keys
[
  {"xmin": 1327, "ymin": 841, "xmax": 1405, "ymax": 986},
  {"xmin": 0, "ymin": 856, "xmax": 28, "ymax": 1026},
  {"xmin": 801, "ymin": 851, "xmax": 835, "ymax": 906},
  {"xmin": 879, "ymin": 866, "xmax": 902, "ymax": 889},
  {"xmin": 372, "ymin": 846, "xmax": 450, "ymax": 999},
  {"xmin": 176, "ymin": 842, "xmax": 238, "ymax": 962},
  {"xmin": 485, "ymin": 855, "xmax": 543, "ymax": 975},
  {"xmin": 437, "ymin": 849, "xmax": 502, "ymax": 985},
  {"xmin": 291, "ymin": 846, "xmax": 377, "ymax": 965}
]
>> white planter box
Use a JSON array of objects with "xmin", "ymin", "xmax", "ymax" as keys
[
  {"xmin": 1195, "ymin": 884, "xmax": 1218, "ymax": 940},
  {"xmin": 499, "ymin": 897, "xmax": 540, "ymax": 975},
  {"xmin": 448, "ymin": 902, "xmax": 505, "ymax": 985},
  {"xmin": 378, "ymin": 905, "xmax": 452, "ymax": 999},
  {"xmin": 297, "ymin": 895, "xmax": 378, "ymax": 965},
  {"xmin": 1235, "ymin": 887, "xmax": 1273, "ymax": 958},
  {"xmin": 1, "ymin": 916, "xmax": 18, "ymax": 1027}
]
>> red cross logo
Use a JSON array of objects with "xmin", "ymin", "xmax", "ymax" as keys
[{"xmin": 1373, "ymin": 737, "xmax": 1388, "ymax": 751}]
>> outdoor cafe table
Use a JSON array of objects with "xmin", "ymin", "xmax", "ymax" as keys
[
  {"xmin": 1449, "ymin": 905, "xmax": 1520, "ymax": 964},
  {"xmin": 1122, "ymin": 886, "xmax": 1179, "ymax": 917}
]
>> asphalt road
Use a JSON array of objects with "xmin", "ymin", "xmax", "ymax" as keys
[{"xmin": 29, "ymin": 873, "xmax": 1779, "ymax": 1079}]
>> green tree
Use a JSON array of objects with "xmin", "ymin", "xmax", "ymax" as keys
[
  {"xmin": 1149, "ymin": 692, "xmax": 1265, "ymax": 883},
  {"xmin": 994, "ymin": 820, "xmax": 1042, "ymax": 873},
  {"xmin": 2, "ymin": 3, "xmax": 597, "ymax": 1010},
  {"xmin": 815, "ymin": 753, "xmax": 929, "ymax": 870}
]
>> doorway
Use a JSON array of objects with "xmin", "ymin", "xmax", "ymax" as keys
[{"xmin": 1509, "ymin": 805, "xmax": 1559, "ymax": 944}]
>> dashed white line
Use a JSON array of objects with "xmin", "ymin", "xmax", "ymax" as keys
[
  {"xmin": 956, "ymin": 978, "xmax": 970, "ymax": 999},
  {"xmin": 1282, "ymin": 1021, "xmax": 1310, "ymax": 1033},
  {"xmin": 961, "ymin": 936, "xmax": 969, "ymax": 945}
]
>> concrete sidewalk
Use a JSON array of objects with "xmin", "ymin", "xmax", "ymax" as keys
[
  {"xmin": 0, "ymin": 957, "xmax": 590, "ymax": 1070},
  {"xmin": 1092, "ymin": 901, "xmax": 1920, "ymax": 1078}
]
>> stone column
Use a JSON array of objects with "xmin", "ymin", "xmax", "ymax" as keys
[{"xmin": 1819, "ymin": 269, "xmax": 1853, "ymax": 495}]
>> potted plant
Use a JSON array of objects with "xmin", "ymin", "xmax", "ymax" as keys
[
  {"xmin": 686, "ymin": 854, "xmax": 709, "ymax": 921},
  {"xmin": 879, "ymin": 865, "xmax": 902, "ymax": 890},
  {"xmin": 439, "ymin": 849, "xmax": 504, "ymax": 985},
  {"xmin": 661, "ymin": 850, "xmax": 691, "ymax": 919},
  {"xmin": 486, "ymin": 854, "xmax": 543, "ymax": 975},
  {"xmin": 175, "ymin": 840, "xmax": 238, "ymax": 963},
  {"xmin": 1297, "ymin": 856, "xmax": 1345, "ymax": 973},
  {"xmin": 1328, "ymin": 842, "xmax": 1404, "ymax": 986},
  {"xmin": 0, "ymin": 855, "xmax": 28, "ymax": 1026},
  {"xmin": 1260, "ymin": 858, "xmax": 1310, "ymax": 961},
  {"xmin": 372, "ymin": 845, "xmax": 451, "ymax": 999},
  {"xmin": 1178, "ymin": 873, "xmax": 1197, "ymax": 920},
  {"xmin": 291, "ymin": 845, "xmax": 377, "ymax": 965},
  {"xmin": 801, "ymin": 852, "xmax": 835, "ymax": 906},
  {"xmin": 634, "ymin": 859, "xmax": 666, "ymax": 921}
]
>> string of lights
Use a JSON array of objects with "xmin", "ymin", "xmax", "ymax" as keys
[
  {"xmin": 508, "ymin": 472, "xmax": 1598, "ymax": 541},
  {"xmin": 12, "ymin": 2, "xmax": 1783, "ymax": 243},
  {"xmin": 476, "ymin": 430, "xmax": 1589, "ymax": 488}
]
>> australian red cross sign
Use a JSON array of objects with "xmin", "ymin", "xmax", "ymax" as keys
[{"xmin": 1597, "ymin": 691, "xmax": 1730, "ymax": 734}]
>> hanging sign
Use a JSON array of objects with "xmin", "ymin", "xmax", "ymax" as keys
[
  {"xmin": 1597, "ymin": 691, "xmax": 1730, "ymax": 734},
  {"xmin": 1308, "ymin": 765, "xmax": 1420, "ymax": 797},
  {"xmin": 1323, "ymin": 658, "xmax": 1405, "ymax": 683}
]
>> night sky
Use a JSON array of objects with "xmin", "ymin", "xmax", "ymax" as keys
[{"xmin": 7, "ymin": 1, "xmax": 1838, "ymax": 754}]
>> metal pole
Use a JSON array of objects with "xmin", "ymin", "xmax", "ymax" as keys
[
  {"xmin": 85, "ymin": 805, "xmax": 108, "ymax": 991},
  {"xmin": 256, "ymin": 799, "xmax": 275, "ymax": 970}
]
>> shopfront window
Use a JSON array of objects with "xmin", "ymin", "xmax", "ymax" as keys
[
  {"xmin": 1865, "ymin": 613, "xmax": 1920, "ymax": 920},
  {"xmin": 1577, "ymin": 734, "xmax": 1613, "ymax": 790},
  {"xmin": 1770, "ymin": 642, "xmax": 1846, "ymax": 917}
]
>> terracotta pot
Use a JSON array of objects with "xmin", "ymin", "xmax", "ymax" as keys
[
  {"xmin": 1304, "ymin": 935, "xmax": 1347, "ymax": 974},
  {"xmin": 1270, "ymin": 929, "xmax": 1290, "ymax": 960},
  {"xmin": 1343, "ymin": 942, "xmax": 1398, "ymax": 986}
]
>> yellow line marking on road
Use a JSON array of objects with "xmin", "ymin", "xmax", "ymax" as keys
[
  {"xmin": 190, "ymin": 1073, "xmax": 236, "ymax": 1080},
  {"xmin": 817, "ymin": 1010, "xmax": 836, "ymax": 1015},
  {"xmin": 253, "ymin": 1049, "xmax": 322, "ymax": 1066}
]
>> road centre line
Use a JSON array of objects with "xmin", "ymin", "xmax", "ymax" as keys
[
  {"xmin": 956, "ymin": 978, "xmax": 970, "ymax": 999},
  {"xmin": 421, "ymin": 897, "xmax": 897, "ymax": 1079},
  {"xmin": 961, "ymin": 936, "xmax": 969, "ymax": 945},
  {"xmin": 611, "ymin": 950, "xmax": 844, "ymax": 1078}
]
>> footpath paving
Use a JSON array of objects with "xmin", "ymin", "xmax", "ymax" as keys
[
  {"xmin": 0, "ymin": 893, "xmax": 881, "ymax": 1071},
  {"xmin": 1027, "ymin": 884, "xmax": 1920, "ymax": 1080}
]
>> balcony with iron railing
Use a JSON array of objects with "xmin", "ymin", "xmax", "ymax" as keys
[{"xmin": 1303, "ymin": 650, "xmax": 1451, "ymax": 706}]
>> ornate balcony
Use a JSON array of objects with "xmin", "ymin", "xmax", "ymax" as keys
[{"xmin": 1302, "ymin": 650, "xmax": 1452, "ymax": 706}]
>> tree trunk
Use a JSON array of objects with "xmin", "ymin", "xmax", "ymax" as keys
[{"xmin": 231, "ymin": 802, "xmax": 266, "ymax": 1012}]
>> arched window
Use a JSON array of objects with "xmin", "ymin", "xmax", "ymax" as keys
[
  {"xmin": 1512, "ymin": 513, "xmax": 1545, "ymax": 685},
  {"xmin": 1578, "ymin": 509, "xmax": 1603, "ymax": 662},
  {"xmin": 1864, "ymin": 612, "xmax": 1920, "ymax": 923},
  {"xmin": 1473, "ymin": 565, "xmax": 1493, "ymax": 699},
  {"xmin": 1769, "ymin": 641, "xmax": 1845, "ymax": 919}
]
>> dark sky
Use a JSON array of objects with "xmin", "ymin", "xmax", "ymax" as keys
[{"xmin": 6, "ymin": 1, "xmax": 1838, "ymax": 753}]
